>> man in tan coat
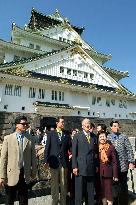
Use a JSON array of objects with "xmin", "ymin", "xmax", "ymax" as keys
[{"xmin": 0, "ymin": 116, "xmax": 37, "ymax": 205}]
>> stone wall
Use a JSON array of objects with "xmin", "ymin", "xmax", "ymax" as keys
[{"xmin": 0, "ymin": 112, "xmax": 136, "ymax": 141}]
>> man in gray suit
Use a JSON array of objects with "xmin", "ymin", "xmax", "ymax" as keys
[
  {"xmin": 0, "ymin": 116, "xmax": 37, "ymax": 205},
  {"xmin": 72, "ymin": 118, "xmax": 98, "ymax": 205}
]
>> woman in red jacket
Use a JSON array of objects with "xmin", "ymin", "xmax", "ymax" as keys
[{"xmin": 98, "ymin": 131, "xmax": 118, "ymax": 205}]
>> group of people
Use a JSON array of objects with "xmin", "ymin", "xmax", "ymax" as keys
[
  {"xmin": 0, "ymin": 115, "xmax": 135, "ymax": 205},
  {"xmin": 44, "ymin": 117, "xmax": 135, "ymax": 205}
]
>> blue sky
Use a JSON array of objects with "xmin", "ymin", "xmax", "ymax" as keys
[{"xmin": 0, "ymin": 0, "xmax": 135, "ymax": 93}]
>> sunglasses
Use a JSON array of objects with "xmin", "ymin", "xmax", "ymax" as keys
[{"xmin": 19, "ymin": 122, "xmax": 28, "ymax": 126}]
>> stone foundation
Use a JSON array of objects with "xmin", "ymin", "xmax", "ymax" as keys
[{"xmin": 0, "ymin": 112, "xmax": 136, "ymax": 141}]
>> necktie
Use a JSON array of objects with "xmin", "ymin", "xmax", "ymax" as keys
[
  {"xmin": 18, "ymin": 135, "xmax": 23, "ymax": 168},
  {"xmin": 86, "ymin": 134, "xmax": 90, "ymax": 144},
  {"xmin": 56, "ymin": 129, "xmax": 62, "ymax": 141},
  {"xmin": 58, "ymin": 131, "xmax": 62, "ymax": 141}
]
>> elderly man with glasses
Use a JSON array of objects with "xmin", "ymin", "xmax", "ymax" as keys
[
  {"xmin": 72, "ymin": 118, "xmax": 98, "ymax": 205},
  {"xmin": 0, "ymin": 115, "xmax": 37, "ymax": 205}
]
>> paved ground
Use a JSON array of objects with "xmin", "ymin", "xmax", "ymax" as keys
[{"xmin": 0, "ymin": 170, "xmax": 136, "ymax": 205}]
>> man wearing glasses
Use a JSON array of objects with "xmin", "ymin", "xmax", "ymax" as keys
[
  {"xmin": 0, "ymin": 115, "xmax": 37, "ymax": 205},
  {"xmin": 72, "ymin": 118, "xmax": 98, "ymax": 205}
]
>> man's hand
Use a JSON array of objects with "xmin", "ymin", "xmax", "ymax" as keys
[
  {"xmin": 0, "ymin": 179, "xmax": 5, "ymax": 187},
  {"xmin": 113, "ymin": 177, "xmax": 118, "ymax": 181},
  {"xmin": 69, "ymin": 154, "xmax": 72, "ymax": 161},
  {"xmin": 73, "ymin": 168, "xmax": 78, "ymax": 176},
  {"xmin": 129, "ymin": 163, "xmax": 135, "ymax": 170},
  {"xmin": 44, "ymin": 163, "xmax": 49, "ymax": 169}
]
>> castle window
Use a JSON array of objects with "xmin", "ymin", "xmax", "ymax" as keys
[
  {"xmin": 52, "ymin": 90, "xmax": 64, "ymax": 101},
  {"xmin": 67, "ymin": 69, "xmax": 71, "ymax": 75},
  {"xmin": 123, "ymin": 101, "xmax": 127, "ymax": 109},
  {"xmin": 90, "ymin": 73, "xmax": 94, "ymax": 79},
  {"xmin": 78, "ymin": 71, "xmax": 83, "ymax": 77},
  {"xmin": 60, "ymin": 67, "xmax": 64, "ymax": 74},
  {"xmin": 59, "ymin": 91, "xmax": 62, "ymax": 101},
  {"xmin": 14, "ymin": 55, "xmax": 20, "ymax": 61},
  {"xmin": 73, "ymin": 70, "xmax": 77, "ymax": 76},
  {"xmin": 5, "ymin": 84, "xmax": 13, "ymax": 95},
  {"xmin": 59, "ymin": 91, "xmax": 64, "ymax": 101},
  {"xmin": 88, "ymin": 112, "xmax": 90, "ymax": 116},
  {"xmin": 78, "ymin": 111, "xmax": 81, "ymax": 115},
  {"xmin": 111, "ymin": 99, "xmax": 115, "ymax": 105},
  {"xmin": 119, "ymin": 100, "xmax": 123, "ymax": 108},
  {"xmin": 29, "ymin": 87, "xmax": 36, "ymax": 98},
  {"xmin": 84, "ymin": 72, "xmax": 88, "ymax": 78},
  {"xmin": 36, "ymin": 45, "xmax": 40, "ymax": 50},
  {"xmin": 62, "ymin": 92, "xmax": 64, "ymax": 101},
  {"xmin": 4, "ymin": 105, "xmax": 8, "ymax": 110},
  {"xmin": 52, "ymin": 90, "xmax": 55, "ymax": 100},
  {"xmin": 97, "ymin": 97, "xmax": 102, "ymax": 106},
  {"xmin": 14, "ymin": 85, "xmax": 21, "ymax": 96},
  {"xmin": 38, "ymin": 89, "xmax": 45, "ymax": 99},
  {"xmin": 22, "ymin": 106, "xmax": 25, "ymax": 111},
  {"xmin": 55, "ymin": 91, "xmax": 57, "ymax": 100},
  {"xmin": 92, "ymin": 96, "xmax": 96, "ymax": 105},
  {"xmin": 106, "ymin": 99, "xmax": 110, "ymax": 107},
  {"xmin": 59, "ymin": 37, "xmax": 63, "ymax": 41},
  {"xmin": 29, "ymin": 43, "xmax": 34, "ymax": 49}
]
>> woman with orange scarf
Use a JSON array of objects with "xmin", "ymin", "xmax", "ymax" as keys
[{"xmin": 98, "ymin": 131, "xmax": 118, "ymax": 205}]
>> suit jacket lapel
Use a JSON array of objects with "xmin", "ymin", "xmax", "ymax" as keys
[{"xmin": 12, "ymin": 132, "xmax": 19, "ymax": 152}]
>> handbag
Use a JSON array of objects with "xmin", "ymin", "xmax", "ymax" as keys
[{"xmin": 112, "ymin": 181, "xmax": 121, "ymax": 198}]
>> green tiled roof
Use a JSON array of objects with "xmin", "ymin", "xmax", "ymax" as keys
[
  {"xmin": 28, "ymin": 8, "xmax": 84, "ymax": 35},
  {"xmin": 102, "ymin": 66, "xmax": 129, "ymax": 81}
]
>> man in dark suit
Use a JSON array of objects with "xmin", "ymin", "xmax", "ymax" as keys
[
  {"xmin": 44, "ymin": 116, "xmax": 69, "ymax": 205},
  {"xmin": 72, "ymin": 118, "xmax": 98, "ymax": 205}
]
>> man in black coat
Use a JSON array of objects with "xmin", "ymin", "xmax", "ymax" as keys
[
  {"xmin": 72, "ymin": 118, "xmax": 98, "ymax": 205},
  {"xmin": 44, "ymin": 116, "xmax": 69, "ymax": 205}
]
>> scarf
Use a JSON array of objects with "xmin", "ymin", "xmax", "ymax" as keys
[{"xmin": 99, "ymin": 143, "xmax": 110, "ymax": 163}]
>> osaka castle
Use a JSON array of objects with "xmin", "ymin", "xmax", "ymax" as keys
[{"xmin": 0, "ymin": 8, "xmax": 136, "ymax": 120}]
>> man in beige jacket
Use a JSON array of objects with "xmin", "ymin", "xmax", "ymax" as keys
[{"xmin": 0, "ymin": 115, "xmax": 37, "ymax": 205}]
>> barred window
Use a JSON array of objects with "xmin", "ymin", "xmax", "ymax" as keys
[
  {"xmin": 106, "ymin": 99, "xmax": 110, "ymax": 107},
  {"xmin": 52, "ymin": 90, "xmax": 64, "ymax": 101},
  {"xmin": 36, "ymin": 45, "xmax": 40, "ymax": 50},
  {"xmin": 92, "ymin": 96, "xmax": 96, "ymax": 105},
  {"xmin": 14, "ymin": 85, "xmax": 21, "ymax": 96},
  {"xmin": 111, "ymin": 99, "xmax": 115, "ymax": 105},
  {"xmin": 5, "ymin": 84, "xmax": 13, "ymax": 95},
  {"xmin": 38, "ymin": 89, "xmax": 45, "ymax": 99},
  {"xmin": 67, "ymin": 69, "xmax": 71, "ymax": 75},
  {"xmin": 14, "ymin": 55, "xmax": 20, "ymax": 61},
  {"xmin": 29, "ymin": 43, "xmax": 34, "ymax": 49},
  {"xmin": 73, "ymin": 70, "xmax": 77, "ymax": 76},
  {"xmin": 29, "ymin": 87, "xmax": 36, "ymax": 98},
  {"xmin": 97, "ymin": 97, "xmax": 102, "ymax": 106},
  {"xmin": 62, "ymin": 92, "xmax": 64, "ymax": 101},
  {"xmin": 52, "ymin": 90, "xmax": 55, "ymax": 100},
  {"xmin": 55, "ymin": 91, "xmax": 57, "ymax": 100},
  {"xmin": 59, "ymin": 91, "xmax": 61, "ymax": 101},
  {"xmin": 60, "ymin": 67, "xmax": 64, "ymax": 74},
  {"xmin": 84, "ymin": 72, "xmax": 88, "ymax": 78}
]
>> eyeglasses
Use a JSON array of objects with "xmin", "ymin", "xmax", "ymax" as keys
[{"xmin": 19, "ymin": 122, "xmax": 28, "ymax": 126}]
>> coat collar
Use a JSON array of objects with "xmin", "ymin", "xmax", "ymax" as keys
[{"xmin": 13, "ymin": 131, "xmax": 29, "ymax": 151}]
